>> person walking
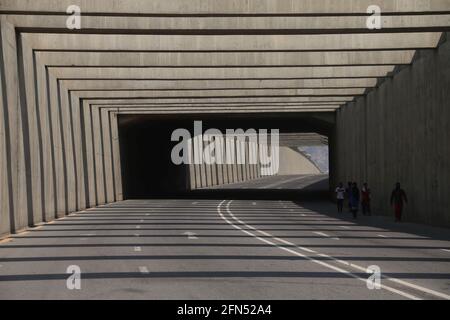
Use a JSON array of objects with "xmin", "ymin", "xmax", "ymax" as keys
[
  {"xmin": 361, "ymin": 182, "xmax": 371, "ymax": 216},
  {"xmin": 390, "ymin": 182, "xmax": 408, "ymax": 222},
  {"xmin": 346, "ymin": 181, "xmax": 352, "ymax": 212},
  {"xmin": 335, "ymin": 182, "xmax": 345, "ymax": 213},
  {"xmin": 349, "ymin": 182, "xmax": 360, "ymax": 219}
]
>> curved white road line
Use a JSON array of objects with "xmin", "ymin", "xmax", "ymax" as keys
[{"xmin": 218, "ymin": 199, "xmax": 450, "ymax": 300}]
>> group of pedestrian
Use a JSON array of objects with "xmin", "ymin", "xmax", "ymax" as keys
[{"xmin": 335, "ymin": 181, "xmax": 407, "ymax": 222}]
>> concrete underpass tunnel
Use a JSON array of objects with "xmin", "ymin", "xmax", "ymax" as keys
[{"xmin": 118, "ymin": 113, "xmax": 333, "ymax": 200}]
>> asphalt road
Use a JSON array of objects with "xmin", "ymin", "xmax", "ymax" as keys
[
  {"xmin": 201, "ymin": 174, "xmax": 329, "ymax": 190},
  {"xmin": 0, "ymin": 197, "xmax": 449, "ymax": 299}
]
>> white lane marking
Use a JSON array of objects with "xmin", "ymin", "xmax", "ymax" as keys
[
  {"xmin": 442, "ymin": 249, "xmax": 450, "ymax": 253},
  {"xmin": 139, "ymin": 266, "xmax": 149, "ymax": 274},
  {"xmin": 140, "ymin": 219, "xmax": 144, "ymax": 223},
  {"xmin": 228, "ymin": 200, "xmax": 450, "ymax": 300},
  {"xmin": 192, "ymin": 202, "xmax": 198, "ymax": 205},
  {"xmin": 314, "ymin": 231, "xmax": 339, "ymax": 240},
  {"xmin": 252, "ymin": 202, "xmax": 256, "ymax": 205},
  {"xmin": 217, "ymin": 200, "xmax": 419, "ymax": 300},
  {"xmin": 340, "ymin": 226, "xmax": 351, "ymax": 229},
  {"xmin": 145, "ymin": 214, "xmax": 150, "ymax": 216},
  {"xmin": 79, "ymin": 233, "xmax": 95, "ymax": 236},
  {"xmin": 183, "ymin": 232, "xmax": 198, "ymax": 240},
  {"xmin": 378, "ymin": 234, "xmax": 388, "ymax": 238},
  {"xmin": 272, "ymin": 236, "xmax": 317, "ymax": 254},
  {"xmin": 134, "ymin": 233, "xmax": 140, "ymax": 237},
  {"xmin": 314, "ymin": 231, "xmax": 330, "ymax": 237},
  {"xmin": 136, "ymin": 226, "xmax": 141, "ymax": 229},
  {"xmin": 134, "ymin": 246, "xmax": 142, "ymax": 252},
  {"xmin": 80, "ymin": 238, "xmax": 88, "ymax": 241}
]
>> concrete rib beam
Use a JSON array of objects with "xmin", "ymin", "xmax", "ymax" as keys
[
  {"xmin": 5, "ymin": 14, "xmax": 450, "ymax": 33},
  {"xmin": 59, "ymin": 78, "xmax": 379, "ymax": 90},
  {"xmin": 2, "ymin": 0, "xmax": 450, "ymax": 14},
  {"xmin": 73, "ymin": 88, "xmax": 365, "ymax": 99},
  {"xmin": 97, "ymin": 107, "xmax": 338, "ymax": 114},
  {"xmin": 24, "ymin": 33, "xmax": 443, "ymax": 51},
  {"xmin": 37, "ymin": 50, "xmax": 416, "ymax": 67},
  {"xmin": 82, "ymin": 97, "xmax": 353, "ymax": 104},
  {"xmin": 48, "ymin": 65, "xmax": 395, "ymax": 79}
]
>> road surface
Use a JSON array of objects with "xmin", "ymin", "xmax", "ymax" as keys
[
  {"xmin": 200, "ymin": 174, "xmax": 328, "ymax": 190},
  {"xmin": 0, "ymin": 199, "xmax": 449, "ymax": 299}
]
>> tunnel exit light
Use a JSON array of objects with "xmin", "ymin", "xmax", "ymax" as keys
[{"xmin": 171, "ymin": 120, "xmax": 280, "ymax": 175}]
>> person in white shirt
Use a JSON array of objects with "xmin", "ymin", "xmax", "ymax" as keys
[{"xmin": 335, "ymin": 182, "xmax": 346, "ymax": 213}]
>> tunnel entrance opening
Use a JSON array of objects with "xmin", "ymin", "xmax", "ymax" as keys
[{"xmin": 118, "ymin": 112, "xmax": 333, "ymax": 200}]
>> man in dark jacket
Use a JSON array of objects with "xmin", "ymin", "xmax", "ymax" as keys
[
  {"xmin": 390, "ymin": 182, "xmax": 408, "ymax": 222},
  {"xmin": 350, "ymin": 182, "xmax": 360, "ymax": 219}
]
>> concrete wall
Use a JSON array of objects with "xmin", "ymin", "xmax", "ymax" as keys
[
  {"xmin": 335, "ymin": 34, "xmax": 450, "ymax": 227},
  {"xmin": 0, "ymin": 18, "xmax": 123, "ymax": 237},
  {"xmin": 278, "ymin": 147, "xmax": 322, "ymax": 175},
  {"xmin": 188, "ymin": 141, "xmax": 323, "ymax": 188},
  {"xmin": 188, "ymin": 138, "xmax": 264, "ymax": 189}
]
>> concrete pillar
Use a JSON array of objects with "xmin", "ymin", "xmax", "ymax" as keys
[
  {"xmin": 222, "ymin": 161, "xmax": 229, "ymax": 185},
  {"xmin": 100, "ymin": 108, "xmax": 115, "ymax": 203},
  {"xmin": 69, "ymin": 93, "xmax": 87, "ymax": 210},
  {"xmin": 91, "ymin": 107, "xmax": 106, "ymax": 205},
  {"xmin": 46, "ymin": 70, "xmax": 68, "ymax": 217},
  {"xmin": 35, "ymin": 53, "xmax": 56, "ymax": 221},
  {"xmin": 216, "ymin": 162, "xmax": 223, "ymax": 186},
  {"xmin": 109, "ymin": 111, "xmax": 123, "ymax": 201},
  {"xmin": 0, "ymin": 17, "xmax": 30, "ymax": 232},
  {"xmin": 194, "ymin": 163, "xmax": 201, "ymax": 188},
  {"xmin": 20, "ymin": 36, "xmax": 44, "ymax": 224},
  {"xmin": 210, "ymin": 162, "xmax": 217, "ymax": 186},
  {"xmin": 245, "ymin": 141, "xmax": 251, "ymax": 180},
  {"xmin": 58, "ymin": 82, "xmax": 77, "ymax": 213},
  {"xmin": 81, "ymin": 100, "xmax": 97, "ymax": 207},
  {"xmin": 0, "ymin": 26, "xmax": 12, "ymax": 236}
]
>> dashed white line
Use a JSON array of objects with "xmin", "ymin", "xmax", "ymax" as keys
[
  {"xmin": 218, "ymin": 200, "xmax": 450, "ymax": 300},
  {"xmin": 314, "ymin": 231, "xmax": 340, "ymax": 240},
  {"xmin": 340, "ymin": 226, "xmax": 351, "ymax": 229},
  {"xmin": 139, "ymin": 266, "xmax": 149, "ymax": 274},
  {"xmin": 442, "ymin": 249, "xmax": 450, "ymax": 253},
  {"xmin": 217, "ymin": 200, "xmax": 419, "ymax": 300},
  {"xmin": 134, "ymin": 233, "xmax": 140, "ymax": 237},
  {"xmin": 136, "ymin": 226, "xmax": 141, "ymax": 229},
  {"xmin": 134, "ymin": 246, "xmax": 142, "ymax": 252},
  {"xmin": 378, "ymin": 234, "xmax": 388, "ymax": 238},
  {"xmin": 184, "ymin": 231, "xmax": 198, "ymax": 240},
  {"xmin": 314, "ymin": 231, "xmax": 330, "ymax": 237}
]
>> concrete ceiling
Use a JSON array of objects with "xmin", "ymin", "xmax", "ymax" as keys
[{"xmin": 1, "ymin": 0, "xmax": 450, "ymax": 117}]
